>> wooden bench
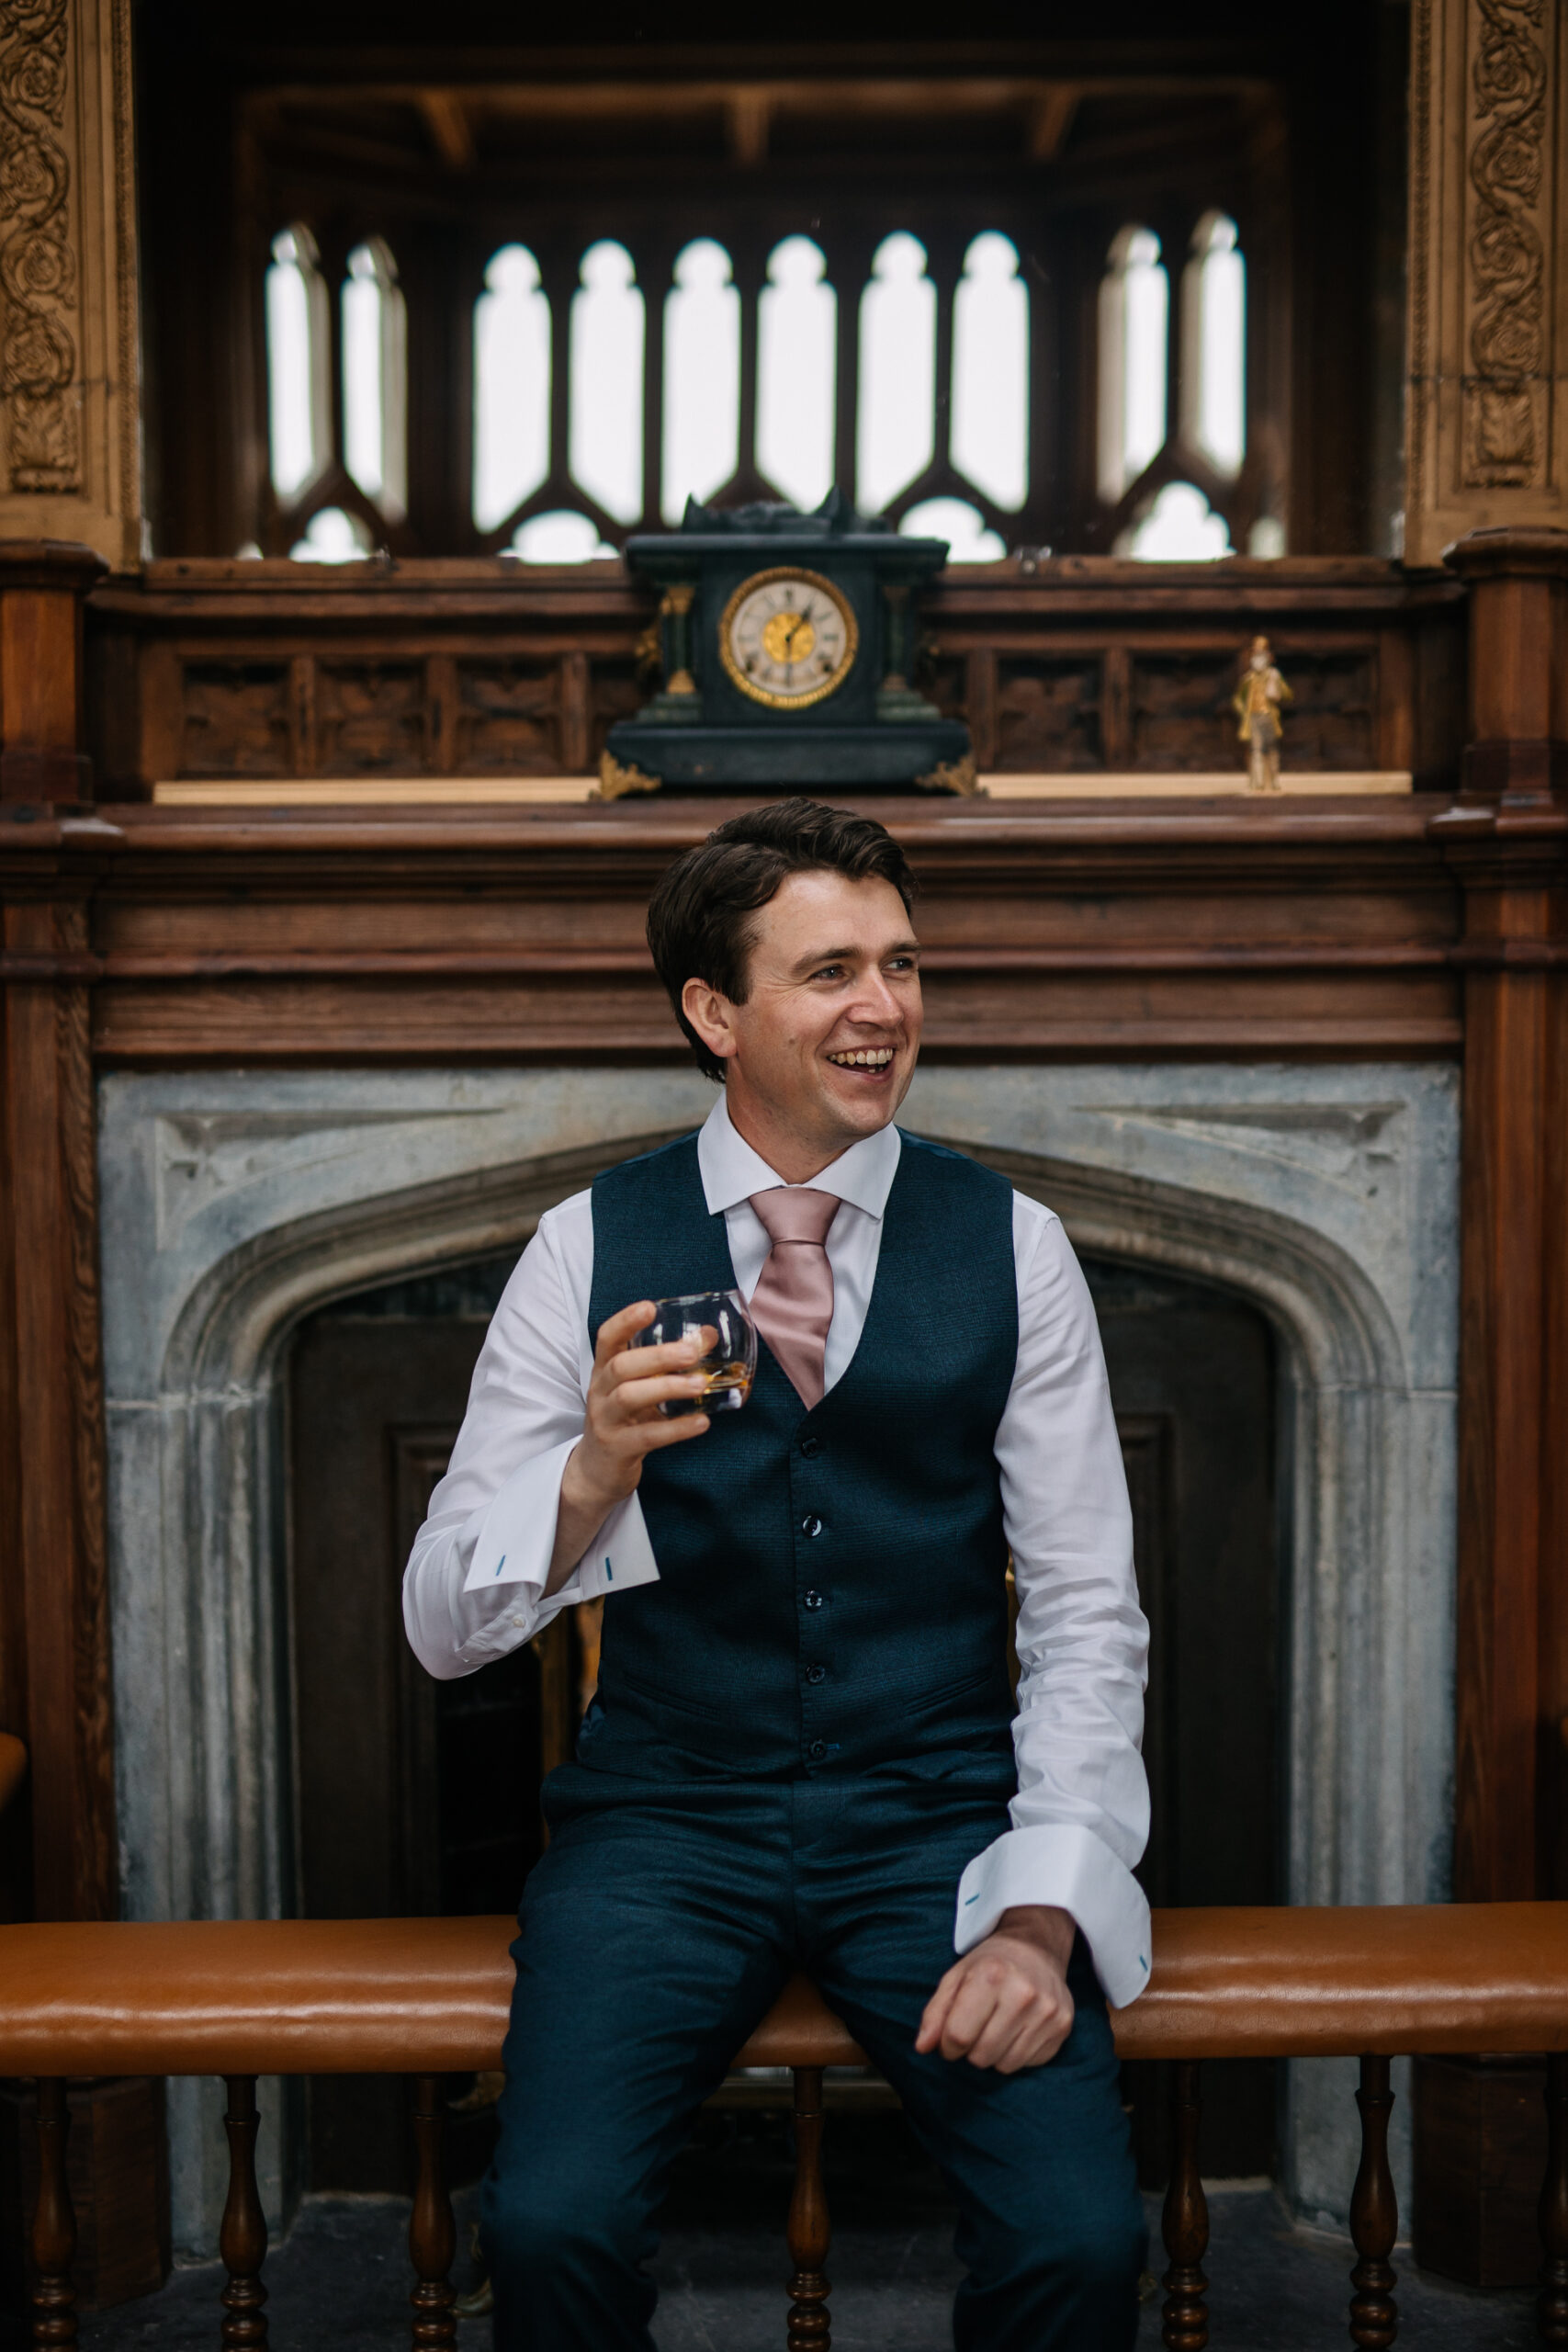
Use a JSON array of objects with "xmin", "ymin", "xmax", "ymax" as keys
[{"xmin": 4, "ymin": 1904, "xmax": 1568, "ymax": 2349}]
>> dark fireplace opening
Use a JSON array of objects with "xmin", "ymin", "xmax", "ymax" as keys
[{"xmin": 287, "ymin": 1238, "xmax": 1278, "ymax": 2198}]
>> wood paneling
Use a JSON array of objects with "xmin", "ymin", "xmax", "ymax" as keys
[
  {"xmin": 1434, "ymin": 535, "xmax": 1568, "ymax": 1906},
  {"xmin": 1414, "ymin": 2055, "xmax": 1550, "ymax": 2288},
  {"xmin": 0, "ymin": 896, "xmax": 116, "ymax": 1920}
]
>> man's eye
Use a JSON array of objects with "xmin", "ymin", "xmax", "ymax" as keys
[{"xmin": 812, "ymin": 964, "xmax": 847, "ymax": 981}]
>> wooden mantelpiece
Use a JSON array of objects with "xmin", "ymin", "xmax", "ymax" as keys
[
  {"xmin": 1, "ymin": 794, "xmax": 1465, "ymax": 1066},
  {"xmin": 83, "ymin": 555, "xmax": 1467, "ymax": 799}
]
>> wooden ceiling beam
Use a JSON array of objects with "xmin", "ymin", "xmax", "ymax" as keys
[
  {"xmin": 1028, "ymin": 85, "xmax": 1081, "ymax": 164},
  {"xmin": 727, "ymin": 90, "xmax": 772, "ymax": 169},
  {"xmin": 417, "ymin": 90, "xmax": 475, "ymax": 175}
]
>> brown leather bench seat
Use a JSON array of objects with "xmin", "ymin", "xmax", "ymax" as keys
[{"xmin": 0, "ymin": 1902, "xmax": 1565, "ymax": 2078}]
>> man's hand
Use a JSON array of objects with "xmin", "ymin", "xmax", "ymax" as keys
[
  {"xmin": 915, "ymin": 1905, "xmax": 1077, "ymax": 2074},
  {"xmin": 546, "ymin": 1301, "xmax": 714, "ymax": 1593}
]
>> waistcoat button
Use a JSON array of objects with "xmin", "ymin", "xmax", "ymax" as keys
[
  {"xmin": 801, "ymin": 1514, "xmax": 823, "ymax": 1538},
  {"xmin": 805, "ymin": 1664, "xmax": 826, "ymax": 1685},
  {"xmin": 798, "ymin": 1433, "xmax": 821, "ymax": 1458},
  {"xmin": 807, "ymin": 1738, "xmax": 828, "ymax": 1761},
  {"xmin": 803, "ymin": 1589, "xmax": 823, "ymax": 1610}
]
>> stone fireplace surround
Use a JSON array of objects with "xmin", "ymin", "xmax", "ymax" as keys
[{"xmin": 96, "ymin": 1061, "xmax": 1460, "ymax": 2254}]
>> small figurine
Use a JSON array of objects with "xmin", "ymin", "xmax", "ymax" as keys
[{"xmin": 1232, "ymin": 636, "xmax": 1292, "ymax": 793}]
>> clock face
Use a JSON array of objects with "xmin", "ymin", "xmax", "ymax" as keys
[{"xmin": 717, "ymin": 567, "xmax": 860, "ymax": 711}]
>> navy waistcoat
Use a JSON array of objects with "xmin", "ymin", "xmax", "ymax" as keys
[{"xmin": 581, "ymin": 1127, "xmax": 1020, "ymax": 1783}]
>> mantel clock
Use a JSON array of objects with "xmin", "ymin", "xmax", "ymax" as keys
[{"xmin": 603, "ymin": 493, "xmax": 973, "ymax": 795}]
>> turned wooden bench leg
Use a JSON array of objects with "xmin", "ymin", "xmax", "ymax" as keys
[
  {"xmin": 1349, "ymin": 2053, "xmax": 1398, "ymax": 2347},
  {"xmin": 1539, "ymin": 2052, "xmax": 1568, "ymax": 2342},
  {"xmin": 1161, "ymin": 2060, "xmax": 1208, "ymax": 2352},
  {"xmin": 30, "ymin": 2077, "xmax": 76, "ymax": 2351},
  {"xmin": 410, "ymin": 2074, "xmax": 457, "ymax": 2351},
  {"xmin": 786, "ymin": 2063, "xmax": 831, "ymax": 2351},
  {"xmin": 220, "ymin": 2075, "xmax": 268, "ymax": 2349}
]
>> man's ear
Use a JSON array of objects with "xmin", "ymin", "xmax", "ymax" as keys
[{"xmin": 681, "ymin": 978, "xmax": 739, "ymax": 1064}]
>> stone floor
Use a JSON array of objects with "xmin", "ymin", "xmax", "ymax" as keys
[{"xmin": 72, "ymin": 2108, "xmax": 1542, "ymax": 2350}]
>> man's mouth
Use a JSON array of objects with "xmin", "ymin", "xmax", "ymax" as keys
[{"xmin": 826, "ymin": 1047, "xmax": 896, "ymax": 1070}]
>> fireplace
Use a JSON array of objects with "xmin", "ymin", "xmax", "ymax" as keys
[{"xmin": 96, "ymin": 1059, "xmax": 1459, "ymax": 2252}]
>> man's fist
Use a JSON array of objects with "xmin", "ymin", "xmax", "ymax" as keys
[{"xmin": 915, "ymin": 1904, "xmax": 1077, "ymax": 2074}]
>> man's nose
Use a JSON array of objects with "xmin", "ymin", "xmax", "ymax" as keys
[{"xmin": 848, "ymin": 968, "xmax": 904, "ymax": 1025}]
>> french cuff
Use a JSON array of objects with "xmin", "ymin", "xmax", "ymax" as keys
[
  {"xmin": 953, "ymin": 1823, "xmax": 1153, "ymax": 2010},
  {"xmin": 460, "ymin": 1440, "xmax": 661, "ymax": 1606}
]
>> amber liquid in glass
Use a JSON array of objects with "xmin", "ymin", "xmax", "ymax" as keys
[{"xmin": 662, "ymin": 1357, "xmax": 752, "ymax": 1416}]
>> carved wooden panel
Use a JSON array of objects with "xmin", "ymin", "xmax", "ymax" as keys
[
  {"xmin": 1275, "ymin": 652, "xmax": 1378, "ymax": 770},
  {"xmin": 455, "ymin": 660, "xmax": 559, "ymax": 774},
  {"xmin": 316, "ymin": 662, "xmax": 426, "ymax": 775},
  {"xmin": 995, "ymin": 657, "xmax": 1103, "ymax": 771},
  {"xmin": 0, "ymin": 0, "xmax": 142, "ymax": 566},
  {"xmin": 1406, "ymin": 0, "xmax": 1568, "ymax": 560},
  {"xmin": 1131, "ymin": 656, "xmax": 1238, "ymax": 770},
  {"xmin": 589, "ymin": 660, "xmax": 641, "ymax": 763},
  {"xmin": 921, "ymin": 650, "xmax": 967, "ymax": 731},
  {"xmin": 178, "ymin": 664, "xmax": 291, "ymax": 777},
  {"xmin": 1126, "ymin": 649, "xmax": 1381, "ymax": 773}
]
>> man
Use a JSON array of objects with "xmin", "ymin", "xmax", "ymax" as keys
[{"xmin": 404, "ymin": 797, "xmax": 1151, "ymax": 2350}]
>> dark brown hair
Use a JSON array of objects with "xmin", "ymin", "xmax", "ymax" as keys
[{"xmin": 646, "ymin": 797, "xmax": 918, "ymax": 1081}]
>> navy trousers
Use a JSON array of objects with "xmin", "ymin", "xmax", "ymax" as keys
[{"xmin": 482, "ymin": 1773, "xmax": 1144, "ymax": 2351}]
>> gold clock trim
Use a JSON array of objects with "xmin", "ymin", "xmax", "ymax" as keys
[{"xmin": 717, "ymin": 566, "xmax": 861, "ymax": 712}]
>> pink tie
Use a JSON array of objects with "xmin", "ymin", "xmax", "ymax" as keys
[{"xmin": 748, "ymin": 1188, "xmax": 840, "ymax": 1409}]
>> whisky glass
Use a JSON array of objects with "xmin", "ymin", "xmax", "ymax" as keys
[{"xmin": 634, "ymin": 1290, "xmax": 757, "ymax": 1416}]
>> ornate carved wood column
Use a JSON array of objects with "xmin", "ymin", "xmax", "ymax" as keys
[
  {"xmin": 0, "ymin": 0, "xmax": 141, "ymax": 569},
  {"xmin": 0, "ymin": 0, "xmax": 138, "ymax": 1922},
  {"xmin": 1405, "ymin": 0, "xmax": 1568, "ymax": 566}
]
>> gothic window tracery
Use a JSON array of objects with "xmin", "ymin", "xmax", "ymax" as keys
[{"xmin": 257, "ymin": 192, "xmax": 1272, "ymax": 562}]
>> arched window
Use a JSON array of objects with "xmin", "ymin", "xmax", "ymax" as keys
[
  {"xmin": 1180, "ymin": 212, "xmax": 1245, "ymax": 479},
  {"xmin": 508, "ymin": 511, "xmax": 616, "ymax": 563},
  {"xmin": 900, "ymin": 496, "xmax": 1005, "ymax": 562},
  {"xmin": 290, "ymin": 506, "xmax": 373, "ymax": 563},
  {"xmin": 758, "ymin": 235, "xmax": 836, "ymax": 514},
  {"xmin": 342, "ymin": 238, "xmax": 407, "ymax": 521},
  {"xmin": 662, "ymin": 239, "xmax": 739, "ymax": 522},
  {"xmin": 1098, "ymin": 225, "xmax": 1168, "ymax": 505},
  {"xmin": 266, "ymin": 224, "xmax": 330, "ymax": 503},
  {"xmin": 857, "ymin": 232, "xmax": 935, "ymax": 517},
  {"xmin": 570, "ymin": 241, "xmax": 644, "ymax": 526},
  {"xmin": 473, "ymin": 244, "xmax": 551, "ymax": 534},
  {"xmin": 1121, "ymin": 481, "xmax": 1232, "ymax": 560},
  {"xmin": 952, "ymin": 232, "xmax": 1027, "ymax": 514}
]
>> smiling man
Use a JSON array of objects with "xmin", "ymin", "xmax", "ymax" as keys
[{"xmin": 403, "ymin": 797, "xmax": 1151, "ymax": 2352}]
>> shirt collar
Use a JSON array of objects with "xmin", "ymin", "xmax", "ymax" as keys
[{"xmin": 697, "ymin": 1091, "xmax": 901, "ymax": 1222}]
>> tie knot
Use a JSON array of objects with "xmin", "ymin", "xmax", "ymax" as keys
[{"xmin": 750, "ymin": 1187, "xmax": 840, "ymax": 1249}]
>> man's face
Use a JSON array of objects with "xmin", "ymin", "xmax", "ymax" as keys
[{"xmin": 685, "ymin": 868, "xmax": 923, "ymax": 1164}]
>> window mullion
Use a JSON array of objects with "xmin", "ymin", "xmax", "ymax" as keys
[
  {"xmin": 827, "ymin": 230, "xmax": 871, "ymax": 513},
  {"xmin": 638, "ymin": 236, "xmax": 672, "ymax": 533},
  {"xmin": 537, "ymin": 242, "xmax": 578, "ymax": 506}
]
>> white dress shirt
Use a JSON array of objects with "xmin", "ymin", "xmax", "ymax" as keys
[{"xmin": 403, "ymin": 1094, "xmax": 1152, "ymax": 2007}]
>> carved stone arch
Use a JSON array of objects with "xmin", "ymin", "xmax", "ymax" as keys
[
  {"xmin": 164, "ymin": 1129, "xmax": 694, "ymax": 1395},
  {"xmin": 96, "ymin": 1060, "xmax": 1457, "ymax": 2244}
]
